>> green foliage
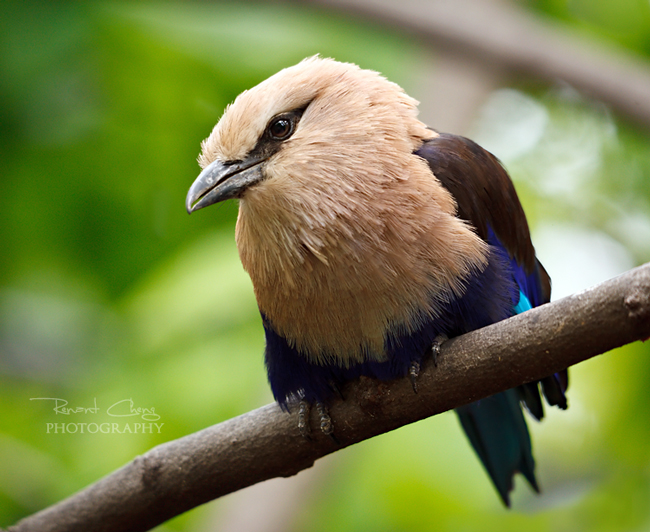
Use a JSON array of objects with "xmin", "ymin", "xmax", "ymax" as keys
[
  {"xmin": 1, "ymin": 1, "xmax": 649, "ymax": 530},
  {"xmin": 527, "ymin": 0, "xmax": 650, "ymax": 54}
]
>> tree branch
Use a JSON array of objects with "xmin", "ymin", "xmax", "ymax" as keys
[
  {"xmin": 8, "ymin": 262, "xmax": 650, "ymax": 531},
  {"xmin": 298, "ymin": 0, "xmax": 650, "ymax": 130}
]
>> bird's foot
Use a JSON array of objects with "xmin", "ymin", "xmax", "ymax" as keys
[
  {"xmin": 409, "ymin": 334, "xmax": 448, "ymax": 393},
  {"xmin": 298, "ymin": 400, "xmax": 311, "ymax": 439},
  {"xmin": 298, "ymin": 400, "xmax": 339, "ymax": 443},
  {"xmin": 316, "ymin": 402, "xmax": 334, "ymax": 436},
  {"xmin": 409, "ymin": 361, "xmax": 420, "ymax": 394},
  {"xmin": 429, "ymin": 334, "xmax": 448, "ymax": 367}
]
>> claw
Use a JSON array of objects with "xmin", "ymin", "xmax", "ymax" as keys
[
  {"xmin": 316, "ymin": 402, "xmax": 333, "ymax": 435},
  {"xmin": 409, "ymin": 361, "xmax": 420, "ymax": 393},
  {"xmin": 298, "ymin": 400, "xmax": 311, "ymax": 439},
  {"xmin": 316, "ymin": 402, "xmax": 339, "ymax": 443},
  {"xmin": 430, "ymin": 334, "xmax": 448, "ymax": 366},
  {"xmin": 297, "ymin": 401, "xmax": 339, "ymax": 443}
]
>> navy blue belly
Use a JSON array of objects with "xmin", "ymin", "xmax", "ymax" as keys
[{"xmin": 262, "ymin": 244, "xmax": 516, "ymax": 409}]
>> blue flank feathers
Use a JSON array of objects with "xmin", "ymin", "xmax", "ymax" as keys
[{"xmin": 514, "ymin": 290, "xmax": 532, "ymax": 314}]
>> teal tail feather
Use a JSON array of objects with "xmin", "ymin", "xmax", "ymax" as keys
[{"xmin": 456, "ymin": 389, "xmax": 538, "ymax": 506}]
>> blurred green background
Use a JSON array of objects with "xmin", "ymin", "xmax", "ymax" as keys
[{"xmin": 1, "ymin": 1, "xmax": 650, "ymax": 531}]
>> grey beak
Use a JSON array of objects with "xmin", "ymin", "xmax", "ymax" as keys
[{"xmin": 186, "ymin": 156, "xmax": 265, "ymax": 214}]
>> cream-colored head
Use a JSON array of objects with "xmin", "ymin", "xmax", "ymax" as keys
[
  {"xmin": 194, "ymin": 56, "xmax": 488, "ymax": 365},
  {"xmin": 199, "ymin": 56, "xmax": 430, "ymax": 167}
]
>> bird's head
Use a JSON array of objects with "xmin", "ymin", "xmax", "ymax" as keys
[{"xmin": 186, "ymin": 56, "xmax": 436, "ymax": 217}]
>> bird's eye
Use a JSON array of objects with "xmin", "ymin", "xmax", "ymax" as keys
[{"xmin": 268, "ymin": 118, "xmax": 293, "ymax": 140}]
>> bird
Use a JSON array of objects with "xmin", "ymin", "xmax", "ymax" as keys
[{"xmin": 185, "ymin": 56, "xmax": 568, "ymax": 506}]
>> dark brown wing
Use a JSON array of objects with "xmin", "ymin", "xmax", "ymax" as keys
[
  {"xmin": 415, "ymin": 132, "xmax": 566, "ymax": 415},
  {"xmin": 415, "ymin": 132, "xmax": 551, "ymax": 303}
]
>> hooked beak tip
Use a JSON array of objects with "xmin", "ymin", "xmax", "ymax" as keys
[{"xmin": 185, "ymin": 156, "xmax": 266, "ymax": 214}]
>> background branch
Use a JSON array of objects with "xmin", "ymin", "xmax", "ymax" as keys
[
  {"xmin": 299, "ymin": 0, "xmax": 650, "ymax": 130},
  {"xmin": 9, "ymin": 263, "xmax": 650, "ymax": 532}
]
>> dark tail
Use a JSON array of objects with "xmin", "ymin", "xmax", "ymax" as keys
[{"xmin": 455, "ymin": 389, "xmax": 538, "ymax": 507}]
